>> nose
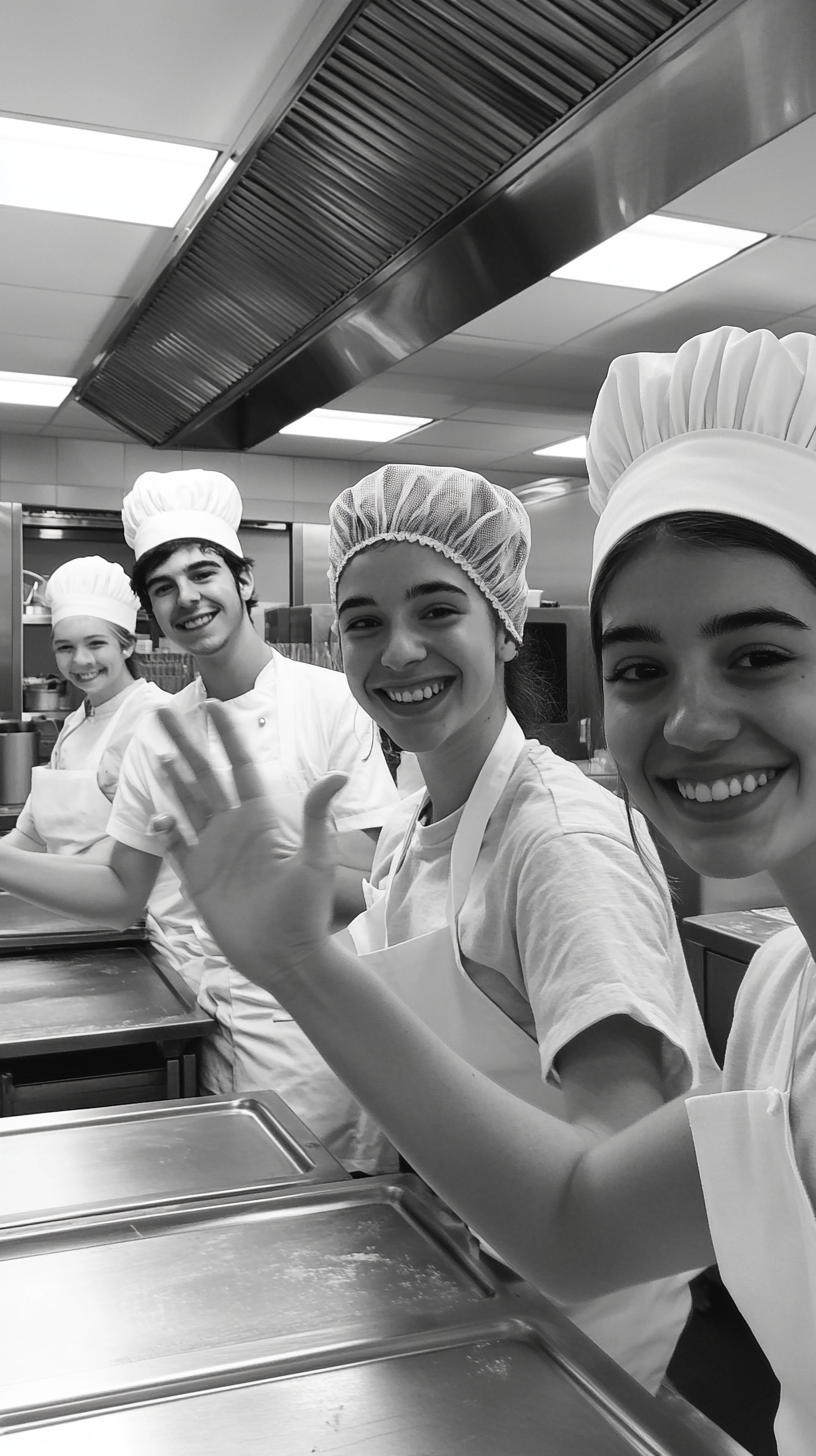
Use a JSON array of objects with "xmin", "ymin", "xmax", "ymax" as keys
[
  {"xmin": 380, "ymin": 620, "xmax": 426, "ymax": 672},
  {"xmin": 662, "ymin": 672, "xmax": 741, "ymax": 750},
  {"xmin": 176, "ymin": 578, "xmax": 201, "ymax": 609},
  {"xmin": 72, "ymin": 645, "xmax": 94, "ymax": 668}
]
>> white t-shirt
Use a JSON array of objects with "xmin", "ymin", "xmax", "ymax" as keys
[
  {"xmin": 371, "ymin": 742, "xmax": 718, "ymax": 1094},
  {"xmin": 15, "ymin": 678, "xmax": 168, "ymax": 849},
  {"xmin": 723, "ymin": 926, "xmax": 816, "ymax": 1205},
  {"xmin": 106, "ymin": 651, "xmax": 399, "ymax": 992}
]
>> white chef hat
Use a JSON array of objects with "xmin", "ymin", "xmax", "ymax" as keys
[
  {"xmin": 122, "ymin": 469, "xmax": 243, "ymax": 562},
  {"xmin": 328, "ymin": 464, "xmax": 531, "ymax": 643},
  {"xmin": 587, "ymin": 326, "xmax": 816, "ymax": 591},
  {"xmin": 45, "ymin": 556, "xmax": 140, "ymax": 632}
]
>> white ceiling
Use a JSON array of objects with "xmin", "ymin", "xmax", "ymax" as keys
[{"xmin": 4, "ymin": 2, "xmax": 816, "ymax": 488}]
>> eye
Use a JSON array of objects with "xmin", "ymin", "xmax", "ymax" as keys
[
  {"xmin": 603, "ymin": 657, "xmax": 666, "ymax": 684},
  {"xmin": 422, "ymin": 602, "xmax": 459, "ymax": 620},
  {"xmin": 340, "ymin": 613, "xmax": 382, "ymax": 633},
  {"xmin": 731, "ymin": 645, "xmax": 795, "ymax": 671}
]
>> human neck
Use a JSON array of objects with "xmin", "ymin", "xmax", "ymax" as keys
[
  {"xmin": 417, "ymin": 702, "xmax": 507, "ymax": 822},
  {"xmin": 86, "ymin": 673, "xmax": 133, "ymax": 709},
  {"xmin": 193, "ymin": 620, "xmax": 273, "ymax": 700}
]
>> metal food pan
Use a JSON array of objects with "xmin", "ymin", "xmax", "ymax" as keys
[
  {"xmin": 0, "ymin": 1307, "xmax": 747, "ymax": 1454},
  {"xmin": 0, "ymin": 944, "xmax": 212, "ymax": 1057},
  {"xmin": 0, "ymin": 1090, "xmax": 349, "ymax": 1230},
  {"xmin": 0, "ymin": 1177, "xmax": 500, "ymax": 1421},
  {"xmin": 0, "ymin": 891, "xmax": 147, "ymax": 952}
]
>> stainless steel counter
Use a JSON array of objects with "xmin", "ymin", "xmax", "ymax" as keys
[
  {"xmin": 0, "ymin": 1175, "xmax": 747, "ymax": 1454},
  {"xmin": 0, "ymin": 890, "xmax": 147, "ymax": 951},
  {"xmin": 0, "ymin": 1090, "xmax": 348, "ymax": 1229}
]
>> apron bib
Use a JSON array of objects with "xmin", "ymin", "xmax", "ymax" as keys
[
  {"xmin": 348, "ymin": 712, "xmax": 691, "ymax": 1391},
  {"xmin": 687, "ymin": 959, "xmax": 816, "ymax": 1454},
  {"xmin": 29, "ymin": 693, "xmax": 133, "ymax": 855},
  {"xmin": 197, "ymin": 659, "xmax": 397, "ymax": 1174}
]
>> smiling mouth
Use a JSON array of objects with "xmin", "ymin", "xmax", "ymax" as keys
[
  {"xmin": 671, "ymin": 767, "xmax": 784, "ymax": 803},
  {"xmin": 75, "ymin": 670, "xmax": 102, "ymax": 681},
  {"xmin": 176, "ymin": 611, "xmax": 217, "ymax": 632},
  {"xmin": 379, "ymin": 678, "xmax": 453, "ymax": 706}
]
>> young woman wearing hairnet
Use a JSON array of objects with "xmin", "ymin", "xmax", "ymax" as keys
[
  {"xmin": 157, "ymin": 326, "xmax": 816, "ymax": 1454},
  {"xmin": 157, "ymin": 461, "xmax": 716, "ymax": 1394},
  {"xmin": 7, "ymin": 557, "xmax": 168, "ymax": 858}
]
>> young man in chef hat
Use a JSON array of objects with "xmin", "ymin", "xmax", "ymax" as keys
[{"xmin": 0, "ymin": 470, "xmax": 400, "ymax": 1172}]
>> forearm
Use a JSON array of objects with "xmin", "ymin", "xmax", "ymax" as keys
[
  {"xmin": 256, "ymin": 937, "xmax": 713, "ymax": 1300},
  {"xmin": 0, "ymin": 843, "xmax": 138, "ymax": 927}
]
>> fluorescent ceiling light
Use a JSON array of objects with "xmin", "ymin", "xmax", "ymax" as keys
[
  {"xmin": 533, "ymin": 435, "xmax": 587, "ymax": 458},
  {"xmin": 0, "ymin": 372, "xmax": 75, "ymax": 407},
  {"xmin": 552, "ymin": 215, "xmax": 766, "ymax": 291},
  {"xmin": 0, "ymin": 117, "xmax": 217, "ymax": 226},
  {"xmin": 515, "ymin": 481, "xmax": 571, "ymax": 504},
  {"xmin": 279, "ymin": 408, "xmax": 433, "ymax": 441}
]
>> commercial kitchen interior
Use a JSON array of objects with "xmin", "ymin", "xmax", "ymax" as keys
[{"xmin": 0, "ymin": 3, "xmax": 813, "ymax": 1452}]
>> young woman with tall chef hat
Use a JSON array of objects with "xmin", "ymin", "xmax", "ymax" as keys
[
  {"xmin": 154, "ymin": 326, "xmax": 816, "ymax": 1453},
  {"xmin": 156, "ymin": 460, "xmax": 717, "ymax": 1394},
  {"xmin": 0, "ymin": 469, "xmax": 400, "ymax": 1173},
  {"xmin": 6, "ymin": 556, "xmax": 168, "ymax": 859}
]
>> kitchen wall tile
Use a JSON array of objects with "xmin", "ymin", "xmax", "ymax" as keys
[
  {"xmin": 238, "ymin": 454, "xmax": 294, "ymax": 500},
  {"xmin": 57, "ymin": 438, "xmax": 125, "ymax": 489},
  {"xmin": 294, "ymin": 457, "xmax": 355, "ymax": 505},
  {"xmin": 294, "ymin": 501, "xmax": 332, "ymax": 524},
  {"xmin": 0, "ymin": 435, "xmax": 57, "ymax": 484},
  {"xmin": 56, "ymin": 484, "xmax": 124, "ymax": 511},
  {"xmin": 240, "ymin": 496, "xmax": 293, "ymax": 522},
  {"xmin": 180, "ymin": 449, "xmax": 244, "ymax": 476},
  {"xmin": 124, "ymin": 442, "xmax": 184, "ymax": 488},
  {"xmin": 1, "ymin": 481, "xmax": 57, "ymax": 507}
]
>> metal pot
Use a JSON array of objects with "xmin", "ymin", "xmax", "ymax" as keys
[
  {"xmin": 23, "ymin": 676, "xmax": 68, "ymax": 712},
  {"xmin": 0, "ymin": 721, "xmax": 39, "ymax": 805}
]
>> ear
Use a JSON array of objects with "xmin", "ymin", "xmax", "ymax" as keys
[
  {"xmin": 498, "ymin": 635, "xmax": 517, "ymax": 662},
  {"xmin": 238, "ymin": 566, "xmax": 255, "ymax": 600}
]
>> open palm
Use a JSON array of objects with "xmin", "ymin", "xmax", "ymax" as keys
[{"xmin": 155, "ymin": 703, "xmax": 347, "ymax": 993}]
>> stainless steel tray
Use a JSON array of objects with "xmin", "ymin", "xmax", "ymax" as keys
[
  {"xmin": 0, "ymin": 944, "xmax": 212, "ymax": 1057},
  {"xmin": 0, "ymin": 1090, "xmax": 349, "ymax": 1229},
  {"xmin": 0, "ymin": 1178, "xmax": 498, "ymax": 1420},
  {"xmin": 0, "ymin": 891, "xmax": 147, "ymax": 951},
  {"xmin": 0, "ymin": 1184, "xmax": 746, "ymax": 1456}
]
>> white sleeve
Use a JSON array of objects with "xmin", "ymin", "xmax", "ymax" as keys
[{"xmin": 516, "ymin": 827, "xmax": 710, "ymax": 1097}]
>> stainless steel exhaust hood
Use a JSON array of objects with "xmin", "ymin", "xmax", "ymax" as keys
[{"xmin": 76, "ymin": 0, "xmax": 816, "ymax": 451}]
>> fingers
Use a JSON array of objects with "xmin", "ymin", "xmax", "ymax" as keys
[
  {"xmin": 301, "ymin": 773, "xmax": 349, "ymax": 865},
  {"xmin": 157, "ymin": 708, "xmax": 233, "ymax": 817}
]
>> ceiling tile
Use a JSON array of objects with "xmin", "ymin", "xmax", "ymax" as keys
[
  {"xmin": 662, "ymin": 114, "xmax": 816, "ymax": 234},
  {"xmin": 386, "ymin": 337, "xmax": 543, "ymax": 382},
  {"xmin": 0, "ymin": 208, "xmax": 162, "ymax": 295},
  {"xmin": 0, "ymin": 334, "xmax": 86, "ymax": 374},
  {"xmin": 0, "ymin": 284, "xmax": 123, "ymax": 340},
  {"xmin": 661, "ymin": 237, "xmax": 816, "ymax": 314},
  {"xmin": 451, "ymin": 406, "xmax": 590, "ymax": 432},
  {"xmin": 456, "ymin": 279, "xmax": 655, "ymax": 347},
  {"xmin": 400, "ymin": 421, "xmax": 552, "ymax": 455},
  {"xmin": 496, "ymin": 352, "xmax": 610, "ymax": 404},
  {"xmin": 326, "ymin": 376, "xmax": 464, "ymax": 419},
  {"xmin": 0, "ymin": 0, "xmax": 328, "ymax": 145},
  {"xmin": 559, "ymin": 296, "xmax": 776, "ymax": 360}
]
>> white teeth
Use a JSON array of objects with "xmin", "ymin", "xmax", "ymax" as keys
[
  {"xmin": 385, "ymin": 681, "xmax": 446, "ymax": 704},
  {"xmin": 677, "ymin": 768, "xmax": 777, "ymax": 802}
]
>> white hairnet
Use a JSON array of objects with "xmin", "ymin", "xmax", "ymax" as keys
[
  {"xmin": 328, "ymin": 464, "xmax": 531, "ymax": 642},
  {"xmin": 588, "ymin": 326, "xmax": 816, "ymax": 589}
]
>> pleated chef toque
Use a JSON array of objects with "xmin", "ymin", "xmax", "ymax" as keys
[
  {"xmin": 45, "ymin": 556, "xmax": 140, "ymax": 632},
  {"xmin": 328, "ymin": 464, "xmax": 531, "ymax": 643},
  {"xmin": 122, "ymin": 469, "xmax": 243, "ymax": 563},
  {"xmin": 587, "ymin": 326, "xmax": 816, "ymax": 590}
]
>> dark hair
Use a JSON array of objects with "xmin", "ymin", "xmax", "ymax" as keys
[
  {"xmin": 130, "ymin": 539, "xmax": 257, "ymax": 618},
  {"xmin": 504, "ymin": 634, "xmax": 556, "ymax": 738},
  {"xmin": 589, "ymin": 510, "xmax": 816, "ymax": 867}
]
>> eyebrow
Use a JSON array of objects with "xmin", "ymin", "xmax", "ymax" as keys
[
  {"xmin": 338, "ymin": 580, "xmax": 469, "ymax": 614},
  {"xmin": 146, "ymin": 560, "xmax": 214, "ymax": 592},
  {"xmin": 600, "ymin": 607, "xmax": 810, "ymax": 650}
]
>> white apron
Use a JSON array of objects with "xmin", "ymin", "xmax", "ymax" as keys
[
  {"xmin": 348, "ymin": 712, "xmax": 692, "ymax": 1392},
  {"xmin": 687, "ymin": 960, "xmax": 816, "ymax": 1454},
  {"xmin": 29, "ymin": 694, "xmax": 134, "ymax": 855},
  {"xmin": 197, "ymin": 658, "xmax": 397, "ymax": 1175}
]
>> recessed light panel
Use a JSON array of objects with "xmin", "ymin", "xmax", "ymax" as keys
[
  {"xmin": 0, "ymin": 117, "xmax": 217, "ymax": 227},
  {"xmin": 552, "ymin": 215, "xmax": 766, "ymax": 291},
  {"xmin": 0, "ymin": 372, "xmax": 75, "ymax": 407},
  {"xmin": 533, "ymin": 435, "xmax": 587, "ymax": 458},
  {"xmin": 279, "ymin": 409, "xmax": 432, "ymax": 441}
]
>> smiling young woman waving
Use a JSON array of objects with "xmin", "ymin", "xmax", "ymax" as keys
[{"xmin": 157, "ymin": 462, "xmax": 716, "ymax": 1394}]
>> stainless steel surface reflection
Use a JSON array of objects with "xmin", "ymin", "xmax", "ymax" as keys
[
  {"xmin": 0, "ymin": 892, "xmax": 147, "ymax": 951},
  {"xmin": 0, "ymin": 1325, "xmax": 746, "ymax": 1455},
  {"xmin": 0, "ymin": 1092, "xmax": 348, "ymax": 1228},
  {"xmin": 0, "ymin": 1179, "xmax": 495, "ymax": 1418},
  {"xmin": 0, "ymin": 946, "xmax": 211, "ymax": 1057}
]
